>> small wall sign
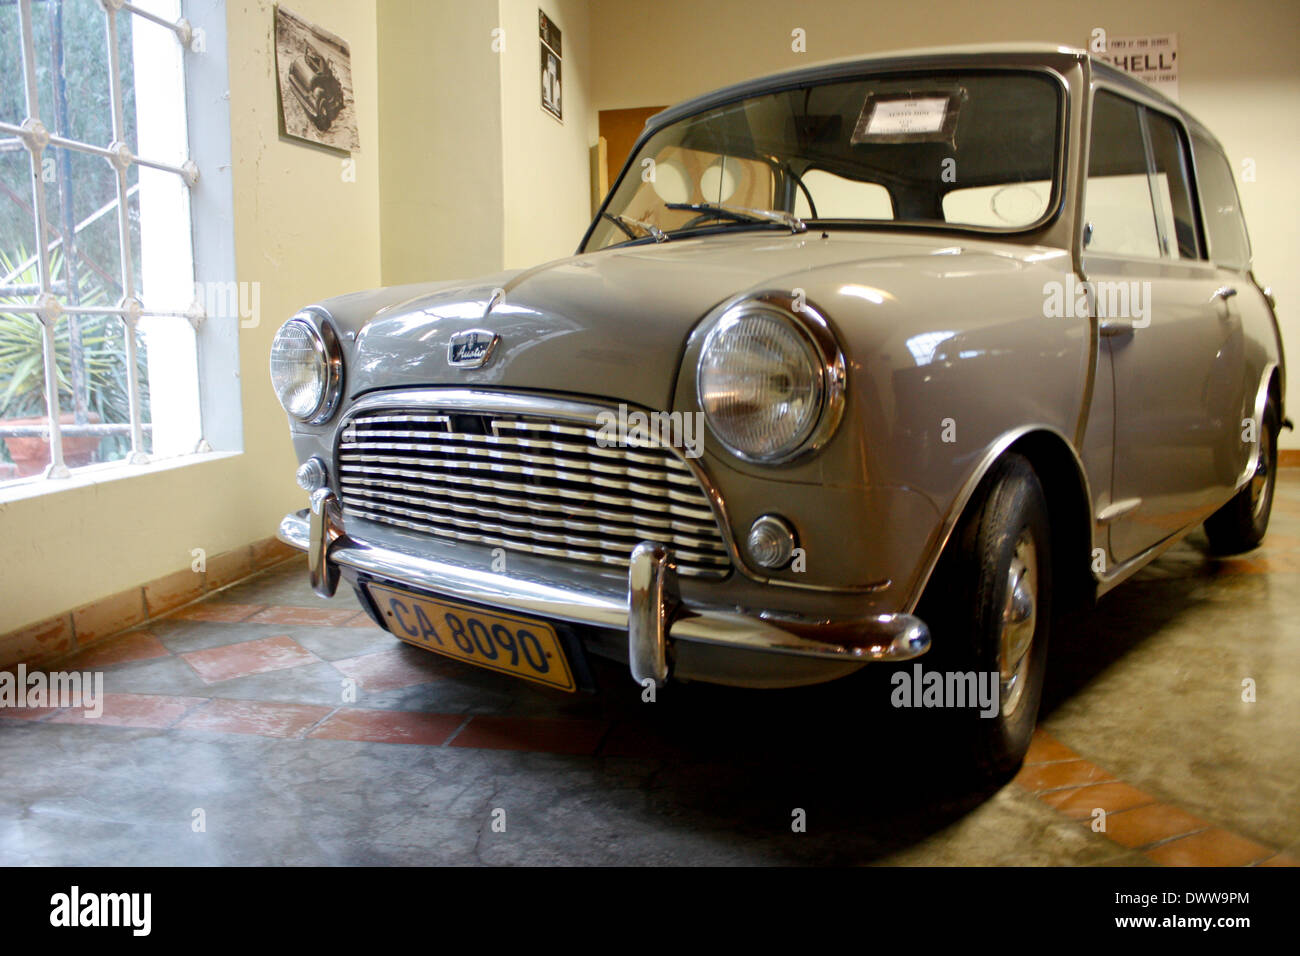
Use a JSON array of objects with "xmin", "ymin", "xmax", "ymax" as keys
[
  {"xmin": 539, "ymin": 9, "xmax": 562, "ymax": 122},
  {"xmin": 1095, "ymin": 34, "xmax": 1179, "ymax": 101}
]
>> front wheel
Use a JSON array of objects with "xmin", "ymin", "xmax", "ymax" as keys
[
  {"xmin": 915, "ymin": 453, "xmax": 1052, "ymax": 776},
  {"xmin": 1204, "ymin": 400, "xmax": 1279, "ymax": 555}
]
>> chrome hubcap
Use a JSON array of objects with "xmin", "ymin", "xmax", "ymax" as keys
[
  {"xmin": 1250, "ymin": 423, "xmax": 1273, "ymax": 521},
  {"xmin": 999, "ymin": 531, "xmax": 1038, "ymax": 718}
]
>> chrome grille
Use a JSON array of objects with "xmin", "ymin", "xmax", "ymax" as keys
[{"xmin": 336, "ymin": 408, "xmax": 732, "ymax": 578}]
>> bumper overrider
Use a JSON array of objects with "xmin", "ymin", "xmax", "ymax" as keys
[{"xmin": 278, "ymin": 489, "xmax": 931, "ymax": 689}]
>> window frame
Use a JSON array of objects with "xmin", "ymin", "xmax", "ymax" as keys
[
  {"xmin": 1082, "ymin": 88, "xmax": 1166, "ymax": 262},
  {"xmin": 581, "ymin": 66, "xmax": 1072, "ymax": 253},
  {"xmin": 0, "ymin": 0, "xmax": 238, "ymax": 494},
  {"xmin": 1186, "ymin": 132, "xmax": 1253, "ymax": 273},
  {"xmin": 1137, "ymin": 102, "xmax": 1205, "ymax": 261},
  {"xmin": 1081, "ymin": 81, "xmax": 1224, "ymax": 271}
]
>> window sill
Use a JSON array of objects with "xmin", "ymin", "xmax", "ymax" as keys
[{"xmin": 0, "ymin": 450, "xmax": 242, "ymax": 505}]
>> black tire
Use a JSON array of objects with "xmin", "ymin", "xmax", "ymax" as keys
[
  {"xmin": 915, "ymin": 454, "xmax": 1052, "ymax": 777},
  {"xmin": 1204, "ymin": 401, "xmax": 1279, "ymax": 555}
]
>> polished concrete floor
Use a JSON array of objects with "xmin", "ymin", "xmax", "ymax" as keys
[{"xmin": 2, "ymin": 475, "xmax": 1298, "ymax": 866}]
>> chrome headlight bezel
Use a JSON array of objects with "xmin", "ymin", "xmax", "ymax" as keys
[
  {"xmin": 270, "ymin": 311, "xmax": 344, "ymax": 425},
  {"xmin": 695, "ymin": 292, "xmax": 846, "ymax": 464}
]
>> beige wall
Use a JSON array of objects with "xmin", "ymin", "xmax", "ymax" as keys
[
  {"xmin": 378, "ymin": 0, "xmax": 505, "ymax": 285},
  {"xmin": 590, "ymin": 0, "xmax": 1300, "ymax": 447},
  {"xmin": 499, "ymin": 0, "xmax": 596, "ymax": 269},
  {"xmin": 0, "ymin": 0, "xmax": 384, "ymax": 632},
  {"xmin": 376, "ymin": 0, "xmax": 596, "ymax": 281}
]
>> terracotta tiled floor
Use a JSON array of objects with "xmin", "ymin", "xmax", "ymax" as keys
[
  {"xmin": 1145, "ymin": 828, "xmax": 1274, "ymax": 867},
  {"xmin": 64, "ymin": 630, "xmax": 170, "ymax": 669},
  {"xmin": 2, "ymin": 473, "xmax": 1298, "ymax": 865},
  {"xmin": 1014, "ymin": 758, "xmax": 1115, "ymax": 792},
  {"xmin": 173, "ymin": 603, "xmax": 265, "ymax": 624},
  {"xmin": 245, "ymin": 606, "xmax": 367, "ymax": 628},
  {"xmin": 331, "ymin": 646, "xmax": 450, "ymax": 692},
  {"xmin": 181, "ymin": 634, "xmax": 321, "ymax": 683},
  {"xmin": 306, "ymin": 707, "xmax": 464, "ymax": 746},
  {"xmin": 46, "ymin": 693, "xmax": 206, "ymax": 729},
  {"xmin": 1088, "ymin": 803, "xmax": 1208, "ymax": 849},
  {"xmin": 175, "ymin": 699, "xmax": 334, "ymax": 738},
  {"xmin": 1037, "ymin": 781, "xmax": 1156, "ymax": 820}
]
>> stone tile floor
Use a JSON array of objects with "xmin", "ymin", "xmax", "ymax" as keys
[{"xmin": 2, "ymin": 476, "xmax": 1298, "ymax": 865}]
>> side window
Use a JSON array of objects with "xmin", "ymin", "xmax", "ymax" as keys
[
  {"xmin": 1190, "ymin": 137, "xmax": 1251, "ymax": 271},
  {"xmin": 1084, "ymin": 92, "xmax": 1161, "ymax": 258},
  {"xmin": 1144, "ymin": 111, "xmax": 1201, "ymax": 259},
  {"xmin": 793, "ymin": 169, "xmax": 893, "ymax": 220}
]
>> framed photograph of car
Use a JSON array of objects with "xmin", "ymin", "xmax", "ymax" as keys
[{"xmin": 274, "ymin": 5, "xmax": 359, "ymax": 151}]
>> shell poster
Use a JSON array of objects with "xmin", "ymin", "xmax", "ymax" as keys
[{"xmin": 1095, "ymin": 33, "xmax": 1179, "ymax": 101}]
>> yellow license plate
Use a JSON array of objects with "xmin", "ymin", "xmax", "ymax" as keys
[{"xmin": 368, "ymin": 583, "xmax": 576, "ymax": 692}]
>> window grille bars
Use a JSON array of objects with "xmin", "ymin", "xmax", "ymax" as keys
[{"xmin": 0, "ymin": 0, "xmax": 200, "ymax": 478}]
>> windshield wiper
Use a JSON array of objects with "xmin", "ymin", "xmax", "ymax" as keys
[
  {"xmin": 664, "ymin": 202, "xmax": 807, "ymax": 234},
  {"xmin": 601, "ymin": 212, "xmax": 666, "ymax": 242}
]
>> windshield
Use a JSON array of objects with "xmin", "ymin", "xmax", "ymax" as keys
[{"xmin": 583, "ymin": 70, "xmax": 1063, "ymax": 252}]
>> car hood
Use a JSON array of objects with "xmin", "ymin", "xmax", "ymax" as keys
[{"xmin": 336, "ymin": 230, "xmax": 1051, "ymax": 411}]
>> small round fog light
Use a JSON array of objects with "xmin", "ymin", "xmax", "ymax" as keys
[
  {"xmin": 296, "ymin": 456, "xmax": 327, "ymax": 492},
  {"xmin": 747, "ymin": 514, "xmax": 796, "ymax": 569}
]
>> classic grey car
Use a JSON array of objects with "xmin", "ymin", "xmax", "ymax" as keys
[{"xmin": 272, "ymin": 44, "xmax": 1285, "ymax": 772}]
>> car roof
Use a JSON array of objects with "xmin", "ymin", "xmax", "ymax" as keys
[{"xmin": 645, "ymin": 43, "xmax": 1220, "ymax": 149}]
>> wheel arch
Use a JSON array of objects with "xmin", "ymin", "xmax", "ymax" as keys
[
  {"xmin": 1237, "ymin": 362, "xmax": 1282, "ymax": 494},
  {"xmin": 1267, "ymin": 364, "xmax": 1283, "ymax": 420},
  {"xmin": 1006, "ymin": 430, "xmax": 1096, "ymax": 613},
  {"xmin": 908, "ymin": 425, "xmax": 1096, "ymax": 615}
]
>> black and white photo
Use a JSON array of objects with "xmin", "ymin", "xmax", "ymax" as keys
[{"xmin": 274, "ymin": 5, "xmax": 359, "ymax": 151}]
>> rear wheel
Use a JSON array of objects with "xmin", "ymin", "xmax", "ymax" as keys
[
  {"xmin": 1204, "ymin": 400, "xmax": 1279, "ymax": 555},
  {"xmin": 915, "ymin": 454, "xmax": 1052, "ymax": 776}
]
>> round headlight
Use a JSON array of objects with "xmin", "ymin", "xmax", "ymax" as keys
[
  {"xmin": 270, "ymin": 315, "xmax": 341, "ymax": 423},
  {"xmin": 697, "ymin": 304, "xmax": 835, "ymax": 462}
]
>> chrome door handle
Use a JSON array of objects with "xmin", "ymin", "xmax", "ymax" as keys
[
  {"xmin": 1100, "ymin": 317, "xmax": 1135, "ymax": 337},
  {"xmin": 1213, "ymin": 286, "xmax": 1238, "ymax": 301}
]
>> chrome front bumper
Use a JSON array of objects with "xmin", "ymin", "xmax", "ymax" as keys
[{"xmin": 278, "ymin": 491, "xmax": 930, "ymax": 688}]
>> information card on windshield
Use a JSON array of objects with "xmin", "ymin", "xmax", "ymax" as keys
[{"xmin": 851, "ymin": 91, "xmax": 962, "ymax": 144}]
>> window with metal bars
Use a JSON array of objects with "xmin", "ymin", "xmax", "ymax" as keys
[{"xmin": 0, "ymin": 0, "xmax": 213, "ymax": 484}]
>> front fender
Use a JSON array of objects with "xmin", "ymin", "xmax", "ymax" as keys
[{"xmin": 670, "ymin": 255, "xmax": 1092, "ymax": 615}]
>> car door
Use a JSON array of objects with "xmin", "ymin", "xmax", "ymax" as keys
[{"xmin": 1082, "ymin": 90, "xmax": 1247, "ymax": 566}]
